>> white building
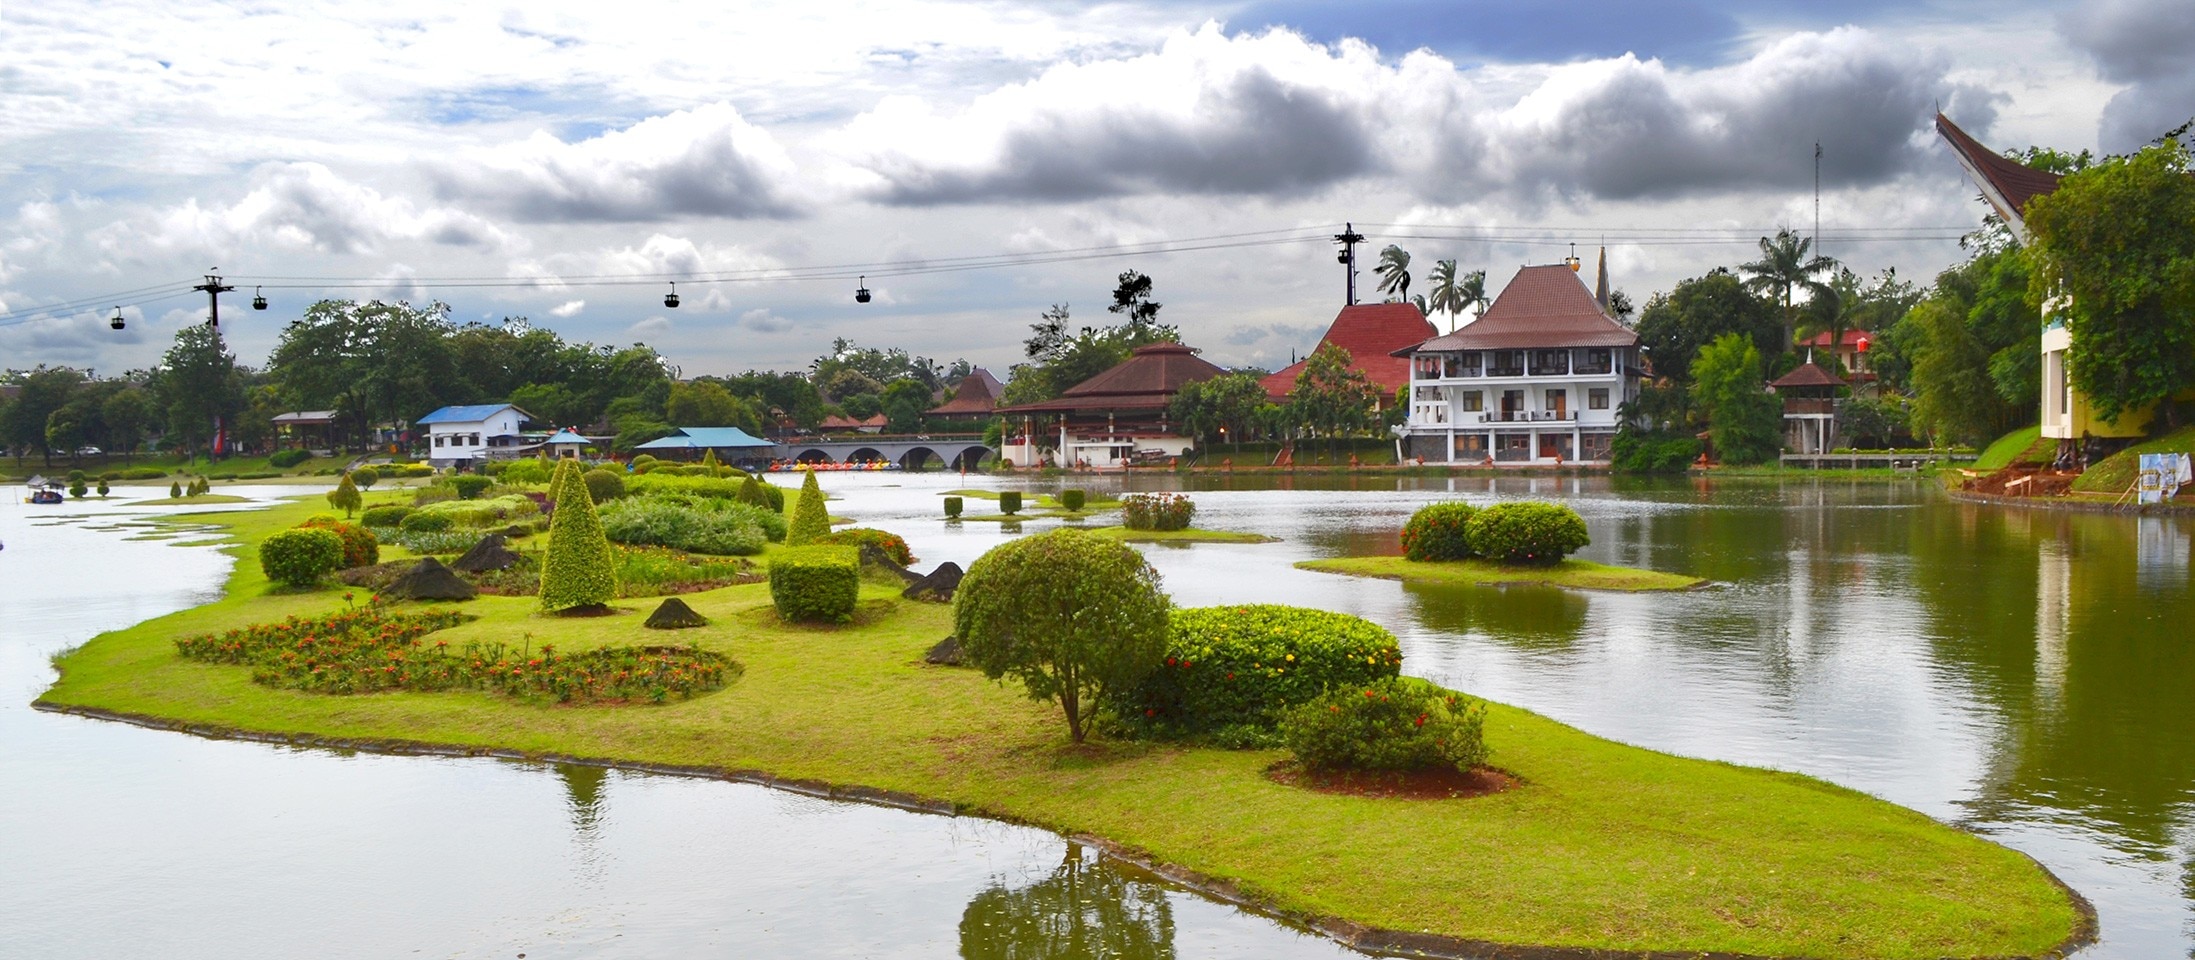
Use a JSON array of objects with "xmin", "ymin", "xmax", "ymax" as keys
[
  {"xmin": 1396, "ymin": 264, "xmax": 1642, "ymax": 465},
  {"xmin": 416, "ymin": 403, "xmax": 535, "ymax": 468}
]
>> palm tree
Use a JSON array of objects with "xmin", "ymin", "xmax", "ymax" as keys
[
  {"xmin": 1374, "ymin": 245, "xmax": 1412, "ymax": 303},
  {"xmin": 1738, "ymin": 227, "xmax": 1836, "ymax": 351},
  {"xmin": 1800, "ymin": 267, "xmax": 1865, "ymax": 373},
  {"xmin": 1423, "ymin": 261, "xmax": 1489, "ymax": 334}
]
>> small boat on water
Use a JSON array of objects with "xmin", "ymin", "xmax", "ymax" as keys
[{"xmin": 26, "ymin": 475, "xmax": 64, "ymax": 504}]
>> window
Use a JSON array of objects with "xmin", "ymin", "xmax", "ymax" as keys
[
  {"xmin": 1531, "ymin": 349, "xmax": 1569, "ymax": 375},
  {"xmin": 1457, "ymin": 390, "xmax": 1483, "ymax": 412},
  {"xmin": 1414, "ymin": 385, "xmax": 1444, "ymax": 401},
  {"xmin": 1545, "ymin": 388, "xmax": 1568, "ymax": 418},
  {"xmin": 1414, "ymin": 356, "xmax": 1440, "ymax": 379},
  {"xmin": 1589, "ymin": 388, "xmax": 1609, "ymax": 410},
  {"xmin": 434, "ymin": 435, "xmax": 445, "ymax": 447},
  {"xmin": 1581, "ymin": 432, "xmax": 1615, "ymax": 462},
  {"xmin": 1575, "ymin": 348, "xmax": 1613, "ymax": 375},
  {"xmin": 1488, "ymin": 351, "xmax": 1525, "ymax": 377},
  {"xmin": 1448, "ymin": 353, "xmax": 1482, "ymax": 378},
  {"xmin": 1453, "ymin": 433, "xmax": 1488, "ymax": 459}
]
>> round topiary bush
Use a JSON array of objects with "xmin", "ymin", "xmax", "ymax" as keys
[
  {"xmin": 350, "ymin": 465, "xmax": 379, "ymax": 489},
  {"xmin": 582, "ymin": 468, "xmax": 625, "ymax": 503},
  {"xmin": 954, "ymin": 528, "xmax": 1171, "ymax": 742},
  {"xmin": 1401, "ymin": 501, "xmax": 1480, "ymax": 562},
  {"xmin": 69, "ymin": 480, "xmax": 87, "ymax": 499},
  {"xmin": 1059, "ymin": 489, "xmax": 1086, "ymax": 512},
  {"xmin": 400, "ymin": 510, "xmax": 453, "ymax": 533},
  {"xmin": 447, "ymin": 474, "xmax": 495, "ymax": 500},
  {"xmin": 1280, "ymin": 677, "xmax": 1488, "ymax": 773},
  {"xmin": 360, "ymin": 504, "xmax": 413, "ymax": 528},
  {"xmin": 1465, "ymin": 501, "xmax": 1590, "ymax": 566},
  {"xmin": 815, "ymin": 527, "xmax": 914, "ymax": 566},
  {"xmin": 298, "ymin": 517, "xmax": 380, "ymax": 569},
  {"xmin": 259, "ymin": 528, "xmax": 345, "ymax": 587},
  {"xmin": 1116, "ymin": 605, "xmax": 1401, "ymax": 739},
  {"xmin": 96, "ymin": 479, "xmax": 110, "ymax": 497},
  {"xmin": 326, "ymin": 472, "xmax": 362, "ymax": 517}
]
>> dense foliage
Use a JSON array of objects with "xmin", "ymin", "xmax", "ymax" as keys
[
  {"xmin": 1115, "ymin": 605, "xmax": 1401, "ymax": 740},
  {"xmin": 1609, "ymin": 428, "xmax": 1700, "ymax": 473},
  {"xmin": 298, "ymin": 517, "xmax": 379, "ymax": 569},
  {"xmin": 325, "ymin": 472, "xmax": 362, "ymax": 517},
  {"xmin": 1691, "ymin": 333, "xmax": 1781, "ymax": 465},
  {"xmin": 954, "ymin": 529, "xmax": 1171, "ymax": 742},
  {"xmin": 598, "ymin": 497, "xmax": 770, "ymax": 555},
  {"xmin": 1058, "ymin": 489, "xmax": 1086, "ymax": 512},
  {"xmin": 1280, "ymin": 677, "xmax": 1488, "ymax": 773},
  {"xmin": 447, "ymin": 475, "xmax": 495, "ymax": 500},
  {"xmin": 174, "ymin": 607, "xmax": 734, "ymax": 704},
  {"xmin": 259, "ymin": 528, "xmax": 345, "ymax": 587},
  {"xmin": 582, "ymin": 468, "xmax": 625, "ymax": 503},
  {"xmin": 998, "ymin": 491, "xmax": 1022, "ymax": 515},
  {"xmin": 539, "ymin": 459, "xmax": 617, "ymax": 611},
  {"xmin": 944, "ymin": 495, "xmax": 963, "ymax": 518},
  {"xmin": 269, "ymin": 449, "xmax": 311, "ymax": 468},
  {"xmin": 1465, "ymin": 501, "xmax": 1590, "ymax": 565},
  {"xmin": 769, "ymin": 545, "xmax": 860, "ymax": 623},
  {"xmin": 786, "ymin": 470, "xmax": 831, "ymax": 545},
  {"xmin": 1400, "ymin": 502, "xmax": 1479, "ymax": 561},
  {"xmin": 814, "ymin": 527, "xmax": 914, "ymax": 566},
  {"xmin": 1121, "ymin": 492, "xmax": 1194, "ymax": 531},
  {"xmin": 360, "ymin": 504, "xmax": 412, "ymax": 527}
]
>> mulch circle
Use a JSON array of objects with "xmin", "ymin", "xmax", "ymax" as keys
[
  {"xmin": 1266, "ymin": 760, "xmax": 1515, "ymax": 800},
  {"xmin": 550, "ymin": 604, "xmax": 622, "ymax": 618}
]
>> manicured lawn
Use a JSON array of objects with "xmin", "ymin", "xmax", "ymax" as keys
[
  {"xmin": 124, "ymin": 494, "xmax": 255, "ymax": 506},
  {"xmin": 1088, "ymin": 525, "xmax": 1278, "ymax": 544},
  {"xmin": 1297, "ymin": 555, "xmax": 1705, "ymax": 592},
  {"xmin": 1974, "ymin": 426, "xmax": 2047, "ymax": 472},
  {"xmin": 36, "ymin": 495, "xmax": 2081, "ymax": 959}
]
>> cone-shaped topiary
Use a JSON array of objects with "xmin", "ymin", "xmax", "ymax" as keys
[
  {"xmin": 539, "ymin": 455, "xmax": 618, "ymax": 611},
  {"xmin": 546, "ymin": 456, "xmax": 577, "ymax": 503},
  {"xmin": 701, "ymin": 448, "xmax": 720, "ymax": 474},
  {"xmin": 169, "ymin": 481, "xmax": 182, "ymax": 499},
  {"xmin": 326, "ymin": 472, "xmax": 362, "ymax": 517},
  {"xmin": 786, "ymin": 468, "xmax": 830, "ymax": 545}
]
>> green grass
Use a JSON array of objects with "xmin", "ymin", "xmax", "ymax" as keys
[
  {"xmin": 1297, "ymin": 555, "xmax": 1706, "ymax": 592},
  {"xmin": 1974, "ymin": 427, "xmax": 2048, "ymax": 472},
  {"xmin": 34, "ymin": 495, "xmax": 2081, "ymax": 959},
  {"xmin": 2071, "ymin": 425, "xmax": 2195, "ymax": 494},
  {"xmin": 124, "ymin": 494, "xmax": 255, "ymax": 506},
  {"xmin": 1089, "ymin": 525, "xmax": 1278, "ymax": 544}
]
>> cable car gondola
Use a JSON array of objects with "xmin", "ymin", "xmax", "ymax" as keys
[
  {"xmin": 109, "ymin": 307, "xmax": 124, "ymax": 331},
  {"xmin": 855, "ymin": 276, "xmax": 871, "ymax": 304},
  {"xmin": 252, "ymin": 285, "xmax": 268, "ymax": 310},
  {"xmin": 664, "ymin": 282, "xmax": 680, "ymax": 308}
]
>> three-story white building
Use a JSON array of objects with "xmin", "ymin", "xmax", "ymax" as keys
[{"xmin": 1396, "ymin": 264, "xmax": 1642, "ymax": 465}]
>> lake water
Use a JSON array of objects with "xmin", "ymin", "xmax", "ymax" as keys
[{"xmin": 2, "ymin": 473, "xmax": 2190, "ymax": 958}]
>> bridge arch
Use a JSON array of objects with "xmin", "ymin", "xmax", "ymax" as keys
[
  {"xmin": 899, "ymin": 447, "xmax": 940, "ymax": 472},
  {"xmin": 847, "ymin": 447, "xmax": 885, "ymax": 464},
  {"xmin": 792, "ymin": 448, "xmax": 834, "ymax": 464},
  {"xmin": 948, "ymin": 445, "xmax": 991, "ymax": 471}
]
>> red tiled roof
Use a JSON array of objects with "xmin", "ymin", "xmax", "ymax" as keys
[
  {"xmin": 926, "ymin": 367, "xmax": 1000, "ymax": 415},
  {"xmin": 819, "ymin": 414, "xmax": 868, "ymax": 430},
  {"xmin": 1404, "ymin": 265, "xmax": 1638, "ymax": 353},
  {"xmin": 1935, "ymin": 113, "xmax": 2063, "ymax": 233},
  {"xmin": 1801, "ymin": 329, "xmax": 1873, "ymax": 349},
  {"xmin": 998, "ymin": 342, "xmax": 1225, "ymax": 414},
  {"xmin": 1770, "ymin": 360, "xmax": 1846, "ymax": 389},
  {"xmin": 1260, "ymin": 303, "xmax": 1436, "ymax": 400}
]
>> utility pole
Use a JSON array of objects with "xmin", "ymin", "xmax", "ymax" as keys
[
  {"xmin": 192, "ymin": 271, "xmax": 235, "ymax": 349},
  {"xmin": 1813, "ymin": 143, "xmax": 1823, "ymax": 260},
  {"xmin": 1333, "ymin": 222, "xmax": 1365, "ymax": 306}
]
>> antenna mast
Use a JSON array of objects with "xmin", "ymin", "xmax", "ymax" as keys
[{"xmin": 1333, "ymin": 222, "xmax": 1365, "ymax": 306}]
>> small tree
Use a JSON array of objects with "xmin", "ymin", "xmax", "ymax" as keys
[
  {"xmin": 326, "ymin": 472, "xmax": 362, "ymax": 517},
  {"xmin": 786, "ymin": 468, "xmax": 830, "ymax": 545},
  {"xmin": 169, "ymin": 481, "xmax": 182, "ymax": 498},
  {"xmin": 954, "ymin": 529, "xmax": 1171, "ymax": 742},
  {"xmin": 350, "ymin": 465, "xmax": 379, "ymax": 490},
  {"xmin": 540, "ymin": 457, "xmax": 617, "ymax": 611}
]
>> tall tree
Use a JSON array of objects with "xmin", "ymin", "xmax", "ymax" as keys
[
  {"xmin": 1, "ymin": 366, "xmax": 86, "ymax": 467},
  {"xmin": 880, "ymin": 378, "xmax": 934, "ymax": 434},
  {"xmin": 1168, "ymin": 372, "xmax": 1268, "ymax": 449},
  {"xmin": 151, "ymin": 323, "xmax": 240, "ymax": 460},
  {"xmin": 2023, "ymin": 140, "xmax": 2195, "ymax": 425},
  {"xmin": 1373, "ymin": 245, "xmax": 1412, "ymax": 302},
  {"xmin": 1106, "ymin": 270, "xmax": 1163, "ymax": 334},
  {"xmin": 1634, "ymin": 269, "xmax": 1783, "ymax": 385},
  {"xmin": 1424, "ymin": 261, "xmax": 1488, "ymax": 333},
  {"xmin": 101, "ymin": 387, "xmax": 152, "ymax": 463},
  {"xmin": 1738, "ymin": 228, "xmax": 1837, "ymax": 351},
  {"xmin": 1287, "ymin": 343, "xmax": 1379, "ymax": 457},
  {"xmin": 1690, "ymin": 333, "xmax": 1781, "ymax": 465}
]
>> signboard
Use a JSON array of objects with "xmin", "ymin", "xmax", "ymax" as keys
[{"xmin": 2136, "ymin": 452, "xmax": 2190, "ymax": 504}]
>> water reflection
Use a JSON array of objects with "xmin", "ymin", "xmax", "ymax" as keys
[
  {"xmin": 960, "ymin": 844, "xmax": 1176, "ymax": 960},
  {"xmin": 1402, "ymin": 581, "xmax": 1585, "ymax": 649}
]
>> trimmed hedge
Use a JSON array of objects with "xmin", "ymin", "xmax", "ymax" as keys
[
  {"xmin": 769, "ymin": 545, "xmax": 859, "ymax": 623},
  {"xmin": 999, "ymin": 491, "xmax": 1022, "ymax": 515},
  {"xmin": 815, "ymin": 527, "xmax": 914, "ymax": 566},
  {"xmin": 259, "ymin": 528, "xmax": 344, "ymax": 587},
  {"xmin": 350, "ymin": 466, "xmax": 380, "ymax": 488},
  {"xmin": 1059, "ymin": 489, "xmax": 1086, "ymax": 511},
  {"xmin": 1122, "ymin": 492, "xmax": 1194, "ymax": 531},
  {"xmin": 1466, "ymin": 501, "xmax": 1589, "ymax": 566},
  {"xmin": 360, "ymin": 505, "xmax": 413, "ymax": 528},
  {"xmin": 447, "ymin": 474, "xmax": 495, "ymax": 500},
  {"xmin": 298, "ymin": 517, "xmax": 380, "ymax": 569},
  {"xmin": 1401, "ymin": 502, "xmax": 1479, "ymax": 561},
  {"xmin": 400, "ymin": 511, "xmax": 454, "ymax": 533},
  {"xmin": 583, "ymin": 468, "xmax": 626, "ymax": 503},
  {"xmin": 540, "ymin": 460, "xmax": 618, "ymax": 611},
  {"xmin": 268, "ymin": 448, "xmax": 311, "ymax": 468},
  {"xmin": 1116, "ymin": 605, "xmax": 1401, "ymax": 737},
  {"xmin": 786, "ymin": 470, "xmax": 830, "ymax": 545},
  {"xmin": 598, "ymin": 498, "xmax": 770, "ymax": 555},
  {"xmin": 737, "ymin": 474, "xmax": 786, "ymax": 513},
  {"xmin": 118, "ymin": 466, "xmax": 167, "ymax": 480},
  {"xmin": 944, "ymin": 495, "xmax": 963, "ymax": 518},
  {"xmin": 1281, "ymin": 677, "xmax": 1488, "ymax": 773}
]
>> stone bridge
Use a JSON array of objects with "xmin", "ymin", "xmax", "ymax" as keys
[{"xmin": 774, "ymin": 438, "xmax": 994, "ymax": 471}]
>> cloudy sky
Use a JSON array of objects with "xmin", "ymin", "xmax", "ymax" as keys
[{"xmin": 3, "ymin": 0, "xmax": 2189, "ymax": 380}]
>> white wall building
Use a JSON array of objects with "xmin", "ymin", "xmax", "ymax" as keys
[
  {"xmin": 416, "ymin": 403, "xmax": 534, "ymax": 468},
  {"xmin": 1397, "ymin": 264, "xmax": 1642, "ymax": 465}
]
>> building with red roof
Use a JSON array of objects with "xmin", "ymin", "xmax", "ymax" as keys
[
  {"xmin": 924, "ymin": 366, "xmax": 1003, "ymax": 426},
  {"xmin": 1394, "ymin": 264, "xmax": 1641, "ymax": 465},
  {"xmin": 996, "ymin": 342, "xmax": 1225, "ymax": 467},
  {"xmin": 1259, "ymin": 302, "xmax": 1436, "ymax": 405},
  {"xmin": 1769, "ymin": 360, "xmax": 1848, "ymax": 454},
  {"xmin": 1798, "ymin": 328, "xmax": 1876, "ymax": 381}
]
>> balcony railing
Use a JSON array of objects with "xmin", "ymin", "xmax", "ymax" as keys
[
  {"xmin": 1479, "ymin": 410, "xmax": 1576, "ymax": 423},
  {"xmin": 1783, "ymin": 398, "xmax": 1835, "ymax": 415}
]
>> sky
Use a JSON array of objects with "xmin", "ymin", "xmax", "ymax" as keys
[{"xmin": 2, "ymin": 0, "xmax": 2190, "ymax": 382}]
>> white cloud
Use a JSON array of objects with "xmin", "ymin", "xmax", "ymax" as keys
[
  {"xmin": 739, "ymin": 308, "xmax": 792, "ymax": 333},
  {"xmin": 432, "ymin": 103, "xmax": 808, "ymax": 221},
  {"xmin": 88, "ymin": 163, "xmax": 514, "ymax": 263},
  {"xmin": 627, "ymin": 315, "xmax": 672, "ymax": 338},
  {"xmin": 550, "ymin": 299, "xmax": 586, "ymax": 318}
]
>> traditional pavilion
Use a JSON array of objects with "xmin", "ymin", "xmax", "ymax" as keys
[
  {"xmin": 924, "ymin": 367, "xmax": 1004, "ymax": 428},
  {"xmin": 817, "ymin": 413, "xmax": 887, "ymax": 434},
  {"xmin": 1260, "ymin": 303, "xmax": 1437, "ymax": 407},
  {"xmin": 634, "ymin": 426, "xmax": 776, "ymax": 464},
  {"xmin": 996, "ymin": 342, "xmax": 1225, "ymax": 468},
  {"xmin": 541, "ymin": 428, "xmax": 595, "ymax": 458},
  {"xmin": 1769, "ymin": 360, "xmax": 1846, "ymax": 454}
]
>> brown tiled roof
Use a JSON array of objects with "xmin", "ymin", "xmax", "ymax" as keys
[
  {"xmin": 1801, "ymin": 329, "xmax": 1873, "ymax": 349},
  {"xmin": 1770, "ymin": 360, "xmax": 1846, "ymax": 389},
  {"xmin": 1403, "ymin": 265, "xmax": 1638, "ymax": 353},
  {"xmin": 1935, "ymin": 113, "xmax": 2063, "ymax": 233},
  {"xmin": 927, "ymin": 367, "xmax": 1001, "ymax": 415},
  {"xmin": 1260, "ymin": 303, "xmax": 1436, "ymax": 400},
  {"xmin": 819, "ymin": 414, "xmax": 865, "ymax": 430},
  {"xmin": 998, "ymin": 342, "xmax": 1224, "ymax": 414}
]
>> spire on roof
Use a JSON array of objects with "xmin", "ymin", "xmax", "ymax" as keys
[{"xmin": 1595, "ymin": 246, "xmax": 1609, "ymax": 310}]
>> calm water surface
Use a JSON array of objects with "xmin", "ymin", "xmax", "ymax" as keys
[{"xmin": 4, "ymin": 473, "xmax": 2191, "ymax": 958}]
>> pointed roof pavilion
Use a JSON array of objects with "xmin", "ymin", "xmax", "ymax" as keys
[
  {"xmin": 926, "ymin": 366, "xmax": 1003, "ymax": 418},
  {"xmin": 1935, "ymin": 112, "xmax": 2065, "ymax": 243},
  {"xmin": 1770, "ymin": 360, "xmax": 1847, "ymax": 390},
  {"xmin": 998, "ymin": 342, "xmax": 1225, "ymax": 414},
  {"xmin": 1399, "ymin": 264, "xmax": 1637, "ymax": 354},
  {"xmin": 1260, "ymin": 302, "xmax": 1436, "ymax": 401}
]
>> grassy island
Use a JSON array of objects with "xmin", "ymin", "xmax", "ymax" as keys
[
  {"xmin": 35, "ymin": 495, "xmax": 2082, "ymax": 960},
  {"xmin": 1299, "ymin": 555, "xmax": 1706, "ymax": 592},
  {"xmin": 125, "ymin": 493, "xmax": 254, "ymax": 506},
  {"xmin": 1090, "ymin": 525, "xmax": 1278, "ymax": 544}
]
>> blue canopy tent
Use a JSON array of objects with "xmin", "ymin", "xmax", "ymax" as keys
[{"xmin": 635, "ymin": 427, "xmax": 777, "ymax": 463}]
